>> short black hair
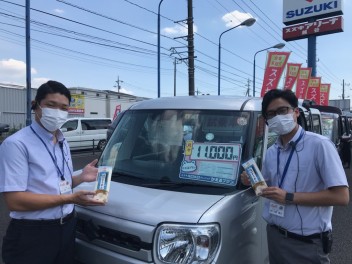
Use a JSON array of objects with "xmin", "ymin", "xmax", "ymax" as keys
[
  {"xmin": 262, "ymin": 89, "xmax": 298, "ymax": 118},
  {"xmin": 32, "ymin": 80, "xmax": 71, "ymax": 110}
]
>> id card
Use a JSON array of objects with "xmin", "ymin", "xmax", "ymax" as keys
[
  {"xmin": 59, "ymin": 180, "xmax": 72, "ymax": 194},
  {"xmin": 269, "ymin": 201, "xmax": 285, "ymax": 217}
]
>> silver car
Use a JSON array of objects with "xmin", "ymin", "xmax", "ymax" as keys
[{"xmin": 74, "ymin": 96, "xmax": 269, "ymax": 264}]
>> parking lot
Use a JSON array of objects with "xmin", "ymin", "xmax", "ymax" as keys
[{"xmin": 0, "ymin": 149, "xmax": 351, "ymax": 263}]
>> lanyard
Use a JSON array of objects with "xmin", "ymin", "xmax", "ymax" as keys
[
  {"xmin": 30, "ymin": 126, "xmax": 66, "ymax": 181},
  {"xmin": 276, "ymin": 130, "xmax": 304, "ymax": 188}
]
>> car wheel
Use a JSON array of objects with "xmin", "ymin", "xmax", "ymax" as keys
[{"xmin": 97, "ymin": 140, "xmax": 107, "ymax": 150}]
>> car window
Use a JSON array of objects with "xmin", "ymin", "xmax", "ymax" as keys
[
  {"xmin": 61, "ymin": 120, "xmax": 78, "ymax": 131},
  {"xmin": 82, "ymin": 120, "xmax": 110, "ymax": 130}
]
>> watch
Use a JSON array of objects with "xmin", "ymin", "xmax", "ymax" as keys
[{"xmin": 285, "ymin": 192, "xmax": 294, "ymax": 204}]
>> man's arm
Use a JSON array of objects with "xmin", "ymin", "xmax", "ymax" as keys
[
  {"xmin": 261, "ymin": 186, "xmax": 349, "ymax": 206},
  {"xmin": 72, "ymin": 159, "xmax": 98, "ymax": 188},
  {"xmin": 3, "ymin": 190, "xmax": 104, "ymax": 211}
]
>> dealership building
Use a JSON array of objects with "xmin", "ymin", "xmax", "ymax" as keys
[{"xmin": 0, "ymin": 83, "xmax": 149, "ymax": 129}]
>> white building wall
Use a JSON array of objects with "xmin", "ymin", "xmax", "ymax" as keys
[{"xmin": 0, "ymin": 85, "xmax": 148, "ymax": 129}]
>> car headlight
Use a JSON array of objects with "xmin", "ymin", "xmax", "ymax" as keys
[{"xmin": 154, "ymin": 223, "xmax": 220, "ymax": 264}]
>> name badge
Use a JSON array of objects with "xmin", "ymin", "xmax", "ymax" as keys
[
  {"xmin": 269, "ymin": 201, "xmax": 285, "ymax": 217},
  {"xmin": 59, "ymin": 180, "xmax": 71, "ymax": 195}
]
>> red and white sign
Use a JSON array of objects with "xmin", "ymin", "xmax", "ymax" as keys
[
  {"xmin": 306, "ymin": 77, "xmax": 321, "ymax": 102},
  {"xmin": 260, "ymin": 51, "xmax": 290, "ymax": 97},
  {"xmin": 320, "ymin": 83, "xmax": 331, "ymax": 106},
  {"xmin": 283, "ymin": 0, "xmax": 343, "ymax": 26},
  {"xmin": 283, "ymin": 16, "xmax": 343, "ymax": 41},
  {"xmin": 295, "ymin": 68, "xmax": 312, "ymax": 99},
  {"xmin": 113, "ymin": 104, "xmax": 121, "ymax": 120},
  {"xmin": 284, "ymin": 63, "xmax": 302, "ymax": 90}
]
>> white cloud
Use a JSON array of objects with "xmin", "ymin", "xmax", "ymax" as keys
[
  {"xmin": 118, "ymin": 88, "xmax": 133, "ymax": 95},
  {"xmin": 0, "ymin": 58, "xmax": 47, "ymax": 87},
  {"xmin": 222, "ymin": 10, "xmax": 254, "ymax": 28},
  {"xmin": 53, "ymin": 9, "xmax": 64, "ymax": 14},
  {"xmin": 162, "ymin": 24, "xmax": 198, "ymax": 36},
  {"xmin": 32, "ymin": 78, "xmax": 50, "ymax": 88}
]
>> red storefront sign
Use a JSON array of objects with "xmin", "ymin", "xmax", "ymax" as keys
[{"xmin": 283, "ymin": 16, "xmax": 343, "ymax": 41}]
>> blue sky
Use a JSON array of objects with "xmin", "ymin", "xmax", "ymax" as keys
[{"xmin": 0, "ymin": 0, "xmax": 351, "ymax": 101}]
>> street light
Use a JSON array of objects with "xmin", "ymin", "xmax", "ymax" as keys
[
  {"xmin": 157, "ymin": 0, "xmax": 165, "ymax": 98},
  {"xmin": 252, "ymin": 43, "xmax": 285, "ymax": 97},
  {"xmin": 217, "ymin": 17, "xmax": 256, "ymax": 96}
]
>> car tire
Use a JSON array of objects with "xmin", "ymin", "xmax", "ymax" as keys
[{"xmin": 97, "ymin": 139, "xmax": 106, "ymax": 151}]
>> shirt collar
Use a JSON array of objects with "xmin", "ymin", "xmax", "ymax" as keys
[
  {"xmin": 275, "ymin": 126, "xmax": 303, "ymax": 150},
  {"xmin": 31, "ymin": 120, "xmax": 64, "ymax": 142}
]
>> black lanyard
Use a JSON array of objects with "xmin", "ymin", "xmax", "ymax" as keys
[
  {"xmin": 30, "ymin": 126, "xmax": 65, "ymax": 181},
  {"xmin": 276, "ymin": 130, "xmax": 304, "ymax": 188}
]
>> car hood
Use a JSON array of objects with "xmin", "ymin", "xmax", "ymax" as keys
[{"xmin": 75, "ymin": 181, "xmax": 225, "ymax": 226}]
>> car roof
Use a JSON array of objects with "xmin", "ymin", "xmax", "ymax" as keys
[
  {"xmin": 310, "ymin": 105, "xmax": 342, "ymax": 115},
  {"xmin": 129, "ymin": 96, "xmax": 263, "ymax": 111}
]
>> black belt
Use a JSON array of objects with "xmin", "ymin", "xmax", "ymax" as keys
[
  {"xmin": 11, "ymin": 210, "xmax": 76, "ymax": 226},
  {"xmin": 270, "ymin": 224, "xmax": 326, "ymax": 243}
]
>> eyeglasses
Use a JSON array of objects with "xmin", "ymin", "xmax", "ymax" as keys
[{"xmin": 265, "ymin": 106, "xmax": 295, "ymax": 120}]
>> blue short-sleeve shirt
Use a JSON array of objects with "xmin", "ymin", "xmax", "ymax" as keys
[
  {"xmin": 262, "ymin": 126, "xmax": 348, "ymax": 235},
  {"xmin": 0, "ymin": 121, "xmax": 74, "ymax": 219}
]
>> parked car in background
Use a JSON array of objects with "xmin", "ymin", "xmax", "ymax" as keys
[
  {"xmin": 0, "ymin": 122, "xmax": 10, "ymax": 135},
  {"xmin": 60, "ymin": 117, "xmax": 112, "ymax": 150},
  {"xmin": 308, "ymin": 105, "xmax": 351, "ymax": 168}
]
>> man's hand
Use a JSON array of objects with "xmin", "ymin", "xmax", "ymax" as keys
[
  {"xmin": 260, "ymin": 187, "xmax": 286, "ymax": 204},
  {"xmin": 81, "ymin": 159, "xmax": 99, "ymax": 182},
  {"xmin": 70, "ymin": 190, "xmax": 106, "ymax": 206}
]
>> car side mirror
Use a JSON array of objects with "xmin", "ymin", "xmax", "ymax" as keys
[{"xmin": 61, "ymin": 128, "xmax": 68, "ymax": 132}]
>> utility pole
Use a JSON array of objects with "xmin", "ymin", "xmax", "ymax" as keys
[
  {"xmin": 173, "ymin": 57, "xmax": 182, "ymax": 96},
  {"xmin": 342, "ymin": 79, "xmax": 350, "ymax": 101},
  {"xmin": 245, "ymin": 79, "xmax": 251, "ymax": 96},
  {"xmin": 25, "ymin": 0, "xmax": 31, "ymax": 126},
  {"xmin": 114, "ymin": 76, "xmax": 123, "ymax": 93},
  {"xmin": 342, "ymin": 79, "xmax": 345, "ymax": 100},
  {"xmin": 187, "ymin": 0, "xmax": 195, "ymax": 95},
  {"xmin": 170, "ymin": 47, "xmax": 186, "ymax": 97}
]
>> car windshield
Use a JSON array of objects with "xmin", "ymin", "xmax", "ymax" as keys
[{"xmin": 99, "ymin": 109, "xmax": 254, "ymax": 193}]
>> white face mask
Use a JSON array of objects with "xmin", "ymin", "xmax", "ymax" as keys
[
  {"xmin": 267, "ymin": 113, "xmax": 296, "ymax": 135},
  {"xmin": 39, "ymin": 106, "xmax": 68, "ymax": 132}
]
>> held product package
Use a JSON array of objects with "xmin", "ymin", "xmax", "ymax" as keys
[
  {"xmin": 93, "ymin": 166, "xmax": 113, "ymax": 203},
  {"xmin": 242, "ymin": 158, "xmax": 267, "ymax": 195}
]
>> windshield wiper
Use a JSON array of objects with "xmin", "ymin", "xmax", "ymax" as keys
[{"xmin": 142, "ymin": 181, "xmax": 229, "ymax": 189}]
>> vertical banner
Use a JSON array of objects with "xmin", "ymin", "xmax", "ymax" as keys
[
  {"xmin": 113, "ymin": 104, "xmax": 121, "ymax": 120},
  {"xmin": 305, "ymin": 77, "xmax": 321, "ymax": 102},
  {"xmin": 295, "ymin": 68, "xmax": 312, "ymax": 99},
  {"xmin": 284, "ymin": 63, "xmax": 301, "ymax": 90},
  {"xmin": 69, "ymin": 94, "xmax": 85, "ymax": 114},
  {"xmin": 320, "ymin": 83, "xmax": 331, "ymax": 106},
  {"xmin": 260, "ymin": 51, "xmax": 291, "ymax": 97}
]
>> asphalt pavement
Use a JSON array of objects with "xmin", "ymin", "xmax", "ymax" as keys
[{"xmin": 0, "ymin": 150, "xmax": 351, "ymax": 263}]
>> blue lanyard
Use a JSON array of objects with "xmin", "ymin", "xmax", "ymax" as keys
[
  {"xmin": 276, "ymin": 130, "xmax": 304, "ymax": 188},
  {"xmin": 30, "ymin": 126, "xmax": 65, "ymax": 181}
]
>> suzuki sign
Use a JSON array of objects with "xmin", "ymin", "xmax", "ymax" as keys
[{"xmin": 283, "ymin": 0, "xmax": 343, "ymax": 26}]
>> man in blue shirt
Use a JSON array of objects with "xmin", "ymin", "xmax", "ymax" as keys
[
  {"xmin": 242, "ymin": 89, "xmax": 349, "ymax": 263},
  {"xmin": 0, "ymin": 80, "xmax": 105, "ymax": 264}
]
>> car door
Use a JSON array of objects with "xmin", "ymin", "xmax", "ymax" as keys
[{"xmin": 61, "ymin": 119, "xmax": 81, "ymax": 150}]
